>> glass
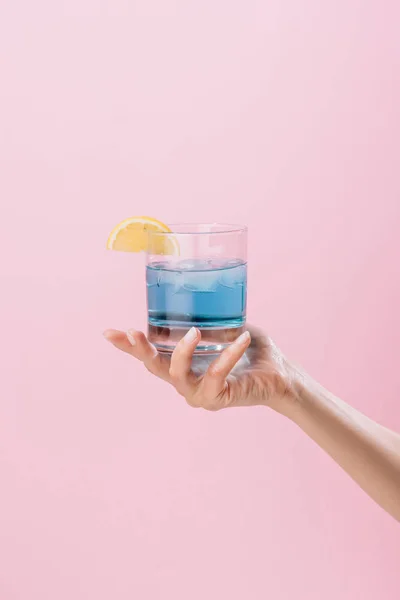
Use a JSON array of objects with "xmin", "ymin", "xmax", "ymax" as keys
[{"xmin": 146, "ymin": 223, "xmax": 247, "ymax": 354}]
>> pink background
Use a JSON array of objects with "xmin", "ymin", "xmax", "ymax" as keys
[{"xmin": 1, "ymin": 1, "xmax": 399, "ymax": 599}]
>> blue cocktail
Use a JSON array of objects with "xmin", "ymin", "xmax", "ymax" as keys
[{"xmin": 146, "ymin": 224, "xmax": 247, "ymax": 354}]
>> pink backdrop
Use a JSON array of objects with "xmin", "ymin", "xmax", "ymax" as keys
[{"xmin": 1, "ymin": 1, "xmax": 399, "ymax": 599}]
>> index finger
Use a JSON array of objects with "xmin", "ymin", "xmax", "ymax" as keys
[{"xmin": 103, "ymin": 329, "xmax": 171, "ymax": 382}]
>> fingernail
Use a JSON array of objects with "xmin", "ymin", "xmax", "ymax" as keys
[
  {"xmin": 183, "ymin": 327, "xmax": 198, "ymax": 344},
  {"xmin": 103, "ymin": 330, "xmax": 113, "ymax": 341},
  {"xmin": 126, "ymin": 330, "xmax": 136, "ymax": 346},
  {"xmin": 236, "ymin": 331, "xmax": 251, "ymax": 345}
]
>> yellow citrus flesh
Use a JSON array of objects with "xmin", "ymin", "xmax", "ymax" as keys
[{"xmin": 106, "ymin": 216, "xmax": 179, "ymax": 255}]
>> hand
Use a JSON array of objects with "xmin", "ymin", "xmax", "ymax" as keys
[{"xmin": 103, "ymin": 326, "xmax": 299, "ymax": 414}]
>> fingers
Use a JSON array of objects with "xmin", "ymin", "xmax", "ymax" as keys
[
  {"xmin": 201, "ymin": 331, "xmax": 251, "ymax": 400},
  {"xmin": 103, "ymin": 329, "xmax": 170, "ymax": 381},
  {"xmin": 104, "ymin": 326, "xmax": 255, "ymax": 409},
  {"xmin": 103, "ymin": 329, "xmax": 135, "ymax": 354},
  {"xmin": 169, "ymin": 327, "xmax": 200, "ymax": 396}
]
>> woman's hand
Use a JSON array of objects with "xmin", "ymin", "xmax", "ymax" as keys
[
  {"xmin": 104, "ymin": 324, "xmax": 400, "ymax": 520},
  {"xmin": 103, "ymin": 326, "xmax": 299, "ymax": 415}
]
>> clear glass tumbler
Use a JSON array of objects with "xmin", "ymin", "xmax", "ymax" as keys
[{"xmin": 146, "ymin": 223, "xmax": 247, "ymax": 354}]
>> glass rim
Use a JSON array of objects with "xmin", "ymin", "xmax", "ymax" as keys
[{"xmin": 147, "ymin": 222, "xmax": 248, "ymax": 236}]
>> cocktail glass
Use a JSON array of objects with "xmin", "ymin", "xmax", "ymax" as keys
[{"xmin": 146, "ymin": 223, "xmax": 247, "ymax": 354}]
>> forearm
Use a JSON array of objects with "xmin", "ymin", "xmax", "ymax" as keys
[{"xmin": 288, "ymin": 374, "xmax": 400, "ymax": 521}]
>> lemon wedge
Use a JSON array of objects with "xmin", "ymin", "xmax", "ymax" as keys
[{"xmin": 106, "ymin": 216, "xmax": 179, "ymax": 255}]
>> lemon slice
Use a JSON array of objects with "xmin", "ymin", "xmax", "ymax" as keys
[{"xmin": 106, "ymin": 216, "xmax": 179, "ymax": 255}]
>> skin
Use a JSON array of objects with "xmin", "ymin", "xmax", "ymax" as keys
[{"xmin": 103, "ymin": 326, "xmax": 400, "ymax": 522}]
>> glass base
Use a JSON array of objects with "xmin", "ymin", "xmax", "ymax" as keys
[{"xmin": 148, "ymin": 323, "xmax": 246, "ymax": 355}]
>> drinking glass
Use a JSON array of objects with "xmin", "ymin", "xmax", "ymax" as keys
[{"xmin": 146, "ymin": 223, "xmax": 247, "ymax": 354}]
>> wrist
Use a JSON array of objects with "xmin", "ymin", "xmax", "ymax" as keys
[
  {"xmin": 278, "ymin": 363, "xmax": 318, "ymax": 422},
  {"xmin": 286, "ymin": 366, "xmax": 335, "ymax": 427}
]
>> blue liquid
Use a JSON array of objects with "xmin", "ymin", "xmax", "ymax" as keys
[{"xmin": 146, "ymin": 259, "xmax": 247, "ymax": 329}]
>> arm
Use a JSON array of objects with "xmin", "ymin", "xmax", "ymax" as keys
[
  {"xmin": 104, "ymin": 326, "xmax": 400, "ymax": 522},
  {"xmin": 289, "ymin": 372, "xmax": 400, "ymax": 521}
]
